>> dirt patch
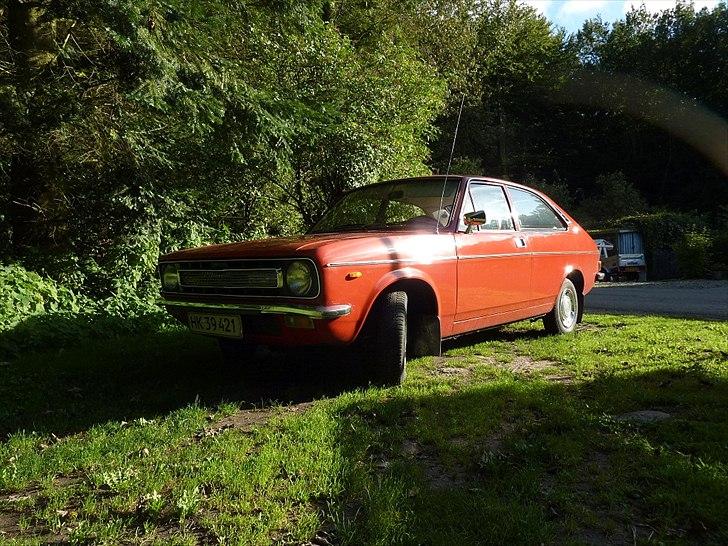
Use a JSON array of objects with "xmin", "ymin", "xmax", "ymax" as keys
[
  {"xmin": 431, "ymin": 354, "xmax": 495, "ymax": 377},
  {"xmin": 0, "ymin": 473, "xmax": 83, "ymax": 505},
  {"xmin": 544, "ymin": 374, "xmax": 574, "ymax": 384},
  {"xmin": 301, "ymin": 530, "xmax": 336, "ymax": 546},
  {"xmin": 0, "ymin": 488, "xmax": 39, "ymax": 505},
  {"xmin": 197, "ymin": 402, "xmax": 314, "ymax": 440},
  {"xmin": 438, "ymin": 366, "xmax": 471, "ymax": 377},
  {"xmin": 401, "ymin": 439, "xmax": 469, "ymax": 490},
  {"xmin": 0, "ymin": 472, "xmax": 85, "ymax": 541},
  {"xmin": 576, "ymin": 322, "xmax": 606, "ymax": 332},
  {"xmin": 0, "ymin": 511, "xmax": 21, "ymax": 537},
  {"xmin": 480, "ymin": 423, "xmax": 516, "ymax": 453},
  {"xmin": 501, "ymin": 356, "xmax": 558, "ymax": 374}
]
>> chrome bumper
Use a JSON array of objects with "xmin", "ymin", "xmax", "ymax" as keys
[
  {"xmin": 595, "ymin": 272, "xmax": 606, "ymax": 281},
  {"xmin": 158, "ymin": 299, "xmax": 352, "ymax": 319}
]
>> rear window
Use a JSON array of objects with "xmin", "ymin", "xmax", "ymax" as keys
[{"xmin": 508, "ymin": 188, "xmax": 566, "ymax": 230}]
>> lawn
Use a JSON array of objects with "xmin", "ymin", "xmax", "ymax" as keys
[{"xmin": 1, "ymin": 313, "xmax": 727, "ymax": 544}]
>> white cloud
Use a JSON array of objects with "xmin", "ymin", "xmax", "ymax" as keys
[
  {"xmin": 558, "ymin": 0, "xmax": 609, "ymax": 15},
  {"xmin": 692, "ymin": 0, "xmax": 719, "ymax": 9},
  {"xmin": 623, "ymin": 0, "xmax": 719, "ymax": 14},
  {"xmin": 521, "ymin": 0, "xmax": 555, "ymax": 16}
]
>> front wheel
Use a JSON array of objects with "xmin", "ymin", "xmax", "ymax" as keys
[
  {"xmin": 369, "ymin": 291, "xmax": 408, "ymax": 386},
  {"xmin": 543, "ymin": 278, "xmax": 579, "ymax": 334}
]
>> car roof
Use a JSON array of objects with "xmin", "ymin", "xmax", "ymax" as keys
[{"xmin": 362, "ymin": 175, "xmax": 534, "ymax": 191}]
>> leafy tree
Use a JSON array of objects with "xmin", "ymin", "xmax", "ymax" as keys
[
  {"xmin": 0, "ymin": 0, "xmax": 444, "ymax": 303},
  {"xmin": 432, "ymin": 0, "xmax": 576, "ymax": 180}
]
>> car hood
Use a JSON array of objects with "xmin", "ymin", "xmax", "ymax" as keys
[
  {"xmin": 161, "ymin": 232, "xmax": 393, "ymax": 261},
  {"xmin": 160, "ymin": 230, "xmax": 457, "ymax": 266}
]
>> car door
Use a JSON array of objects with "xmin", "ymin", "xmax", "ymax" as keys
[
  {"xmin": 454, "ymin": 182, "xmax": 532, "ymax": 330},
  {"xmin": 506, "ymin": 186, "xmax": 570, "ymax": 308}
]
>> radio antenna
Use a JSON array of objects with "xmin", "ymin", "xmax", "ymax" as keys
[{"xmin": 436, "ymin": 93, "xmax": 466, "ymax": 234}]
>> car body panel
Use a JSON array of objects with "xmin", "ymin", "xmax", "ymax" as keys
[{"xmin": 159, "ymin": 175, "xmax": 599, "ymax": 347}]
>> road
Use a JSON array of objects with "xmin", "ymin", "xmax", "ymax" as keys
[{"xmin": 585, "ymin": 280, "xmax": 728, "ymax": 320}]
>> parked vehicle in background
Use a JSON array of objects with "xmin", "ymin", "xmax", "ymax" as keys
[
  {"xmin": 158, "ymin": 176, "xmax": 600, "ymax": 385},
  {"xmin": 592, "ymin": 229, "xmax": 647, "ymax": 282}
]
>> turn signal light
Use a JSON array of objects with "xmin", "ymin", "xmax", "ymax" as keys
[
  {"xmin": 284, "ymin": 315, "xmax": 315, "ymax": 329},
  {"xmin": 346, "ymin": 271, "xmax": 362, "ymax": 280}
]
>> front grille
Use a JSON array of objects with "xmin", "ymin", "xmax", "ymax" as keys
[
  {"xmin": 160, "ymin": 259, "xmax": 319, "ymax": 298},
  {"xmin": 180, "ymin": 268, "xmax": 281, "ymax": 289}
]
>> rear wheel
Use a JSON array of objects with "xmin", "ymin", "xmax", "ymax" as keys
[
  {"xmin": 369, "ymin": 291, "xmax": 408, "ymax": 386},
  {"xmin": 543, "ymin": 278, "xmax": 579, "ymax": 334}
]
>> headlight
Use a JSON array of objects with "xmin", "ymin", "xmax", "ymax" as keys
[
  {"xmin": 286, "ymin": 261, "xmax": 313, "ymax": 296},
  {"xmin": 161, "ymin": 264, "xmax": 180, "ymax": 291}
]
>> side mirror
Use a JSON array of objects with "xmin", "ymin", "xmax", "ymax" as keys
[{"xmin": 464, "ymin": 210, "xmax": 486, "ymax": 233}]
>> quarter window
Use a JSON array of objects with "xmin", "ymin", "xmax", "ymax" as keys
[
  {"xmin": 508, "ymin": 188, "xmax": 566, "ymax": 230},
  {"xmin": 467, "ymin": 184, "xmax": 514, "ymax": 231}
]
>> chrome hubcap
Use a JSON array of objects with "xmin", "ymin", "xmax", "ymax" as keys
[{"xmin": 559, "ymin": 288, "xmax": 577, "ymax": 329}]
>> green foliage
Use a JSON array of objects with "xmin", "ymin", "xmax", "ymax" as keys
[
  {"xmin": 711, "ymin": 228, "xmax": 728, "ymax": 272},
  {"xmin": 577, "ymin": 172, "xmax": 648, "ymax": 225},
  {"xmin": 524, "ymin": 175, "xmax": 575, "ymax": 211},
  {"xmin": 431, "ymin": 0, "xmax": 576, "ymax": 178},
  {"xmin": 606, "ymin": 210, "xmax": 711, "ymax": 279},
  {"xmin": 674, "ymin": 229, "xmax": 712, "ymax": 278},
  {"xmin": 1, "ymin": 0, "xmax": 445, "ymax": 310},
  {"xmin": 449, "ymin": 156, "xmax": 483, "ymax": 176},
  {"xmin": 0, "ymin": 263, "xmax": 170, "ymax": 358},
  {"xmin": 0, "ymin": 263, "xmax": 82, "ymax": 330},
  {"xmin": 613, "ymin": 210, "xmax": 707, "ymax": 253}
]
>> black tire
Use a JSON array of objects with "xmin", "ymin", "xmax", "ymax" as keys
[
  {"xmin": 543, "ymin": 278, "xmax": 579, "ymax": 335},
  {"xmin": 217, "ymin": 338, "xmax": 265, "ymax": 380},
  {"xmin": 369, "ymin": 291, "xmax": 408, "ymax": 386}
]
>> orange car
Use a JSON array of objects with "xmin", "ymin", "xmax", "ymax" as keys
[{"xmin": 159, "ymin": 176, "xmax": 600, "ymax": 384}]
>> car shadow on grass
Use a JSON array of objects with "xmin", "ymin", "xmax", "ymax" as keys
[
  {"xmin": 442, "ymin": 322, "xmax": 549, "ymax": 351},
  {"xmin": 0, "ymin": 321, "xmax": 373, "ymax": 438}
]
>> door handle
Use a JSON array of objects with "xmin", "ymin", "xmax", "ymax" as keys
[{"xmin": 515, "ymin": 237, "xmax": 527, "ymax": 248}]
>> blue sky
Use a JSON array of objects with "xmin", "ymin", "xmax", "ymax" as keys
[{"xmin": 521, "ymin": 0, "xmax": 722, "ymax": 34}]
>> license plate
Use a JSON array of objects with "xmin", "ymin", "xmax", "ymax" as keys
[
  {"xmin": 188, "ymin": 312, "xmax": 243, "ymax": 338},
  {"xmin": 622, "ymin": 266, "xmax": 640, "ymax": 272}
]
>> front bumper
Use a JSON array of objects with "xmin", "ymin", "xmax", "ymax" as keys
[{"xmin": 158, "ymin": 299, "xmax": 352, "ymax": 319}]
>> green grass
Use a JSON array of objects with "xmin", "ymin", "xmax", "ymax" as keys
[{"xmin": 1, "ymin": 314, "xmax": 727, "ymax": 544}]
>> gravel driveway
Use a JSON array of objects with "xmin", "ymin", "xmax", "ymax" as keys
[{"xmin": 585, "ymin": 280, "xmax": 728, "ymax": 320}]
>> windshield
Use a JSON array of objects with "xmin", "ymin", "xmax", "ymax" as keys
[{"xmin": 310, "ymin": 178, "xmax": 460, "ymax": 234}]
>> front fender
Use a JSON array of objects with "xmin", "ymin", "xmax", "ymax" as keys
[{"xmin": 352, "ymin": 266, "xmax": 443, "ymax": 340}]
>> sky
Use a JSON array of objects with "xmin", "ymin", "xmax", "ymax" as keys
[{"xmin": 521, "ymin": 0, "xmax": 722, "ymax": 34}]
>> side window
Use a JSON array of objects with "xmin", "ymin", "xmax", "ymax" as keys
[
  {"xmin": 508, "ymin": 188, "xmax": 566, "ymax": 230},
  {"xmin": 469, "ymin": 184, "xmax": 514, "ymax": 231},
  {"xmin": 458, "ymin": 192, "xmax": 475, "ymax": 231}
]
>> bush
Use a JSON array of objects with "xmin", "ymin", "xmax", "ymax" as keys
[
  {"xmin": 577, "ymin": 172, "xmax": 648, "ymax": 226},
  {"xmin": 711, "ymin": 228, "xmax": 728, "ymax": 272},
  {"xmin": 674, "ymin": 230, "xmax": 712, "ymax": 279},
  {"xmin": 0, "ymin": 263, "xmax": 172, "ymax": 358},
  {"xmin": 0, "ymin": 264, "xmax": 83, "ymax": 330},
  {"xmin": 603, "ymin": 211, "xmax": 709, "ymax": 280}
]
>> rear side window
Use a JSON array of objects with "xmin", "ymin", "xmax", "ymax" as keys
[
  {"xmin": 508, "ymin": 188, "xmax": 566, "ymax": 230},
  {"xmin": 467, "ymin": 184, "xmax": 514, "ymax": 231}
]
